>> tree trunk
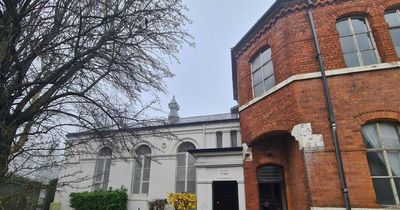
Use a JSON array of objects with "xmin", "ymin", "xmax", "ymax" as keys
[{"xmin": 0, "ymin": 126, "xmax": 14, "ymax": 180}]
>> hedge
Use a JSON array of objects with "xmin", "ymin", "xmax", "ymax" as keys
[{"xmin": 69, "ymin": 189, "xmax": 127, "ymax": 210}]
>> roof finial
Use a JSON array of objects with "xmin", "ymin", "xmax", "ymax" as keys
[{"xmin": 168, "ymin": 96, "xmax": 179, "ymax": 123}]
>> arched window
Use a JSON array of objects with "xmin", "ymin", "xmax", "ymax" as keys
[
  {"xmin": 93, "ymin": 147, "xmax": 112, "ymax": 191},
  {"xmin": 132, "ymin": 145, "xmax": 151, "ymax": 195},
  {"xmin": 384, "ymin": 9, "xmax": 400, "ymax": 57},
  {"xmin": 251, "ymin": 48, "xmax": 275, "ymax": 97},
  {"xmin": 336, "ymin": 16, "xmax": 380, "ymax": 67},
  {"xmin": 258, "ymin": 165, "xmax": 287, "ymax": 210},
  {"xmin": 176, "ymin": 142, "xmax": 196, "ymax": 193},
  {"xmin": 361, "ymin": 121, "xmax": 400, "ymax": 205}
]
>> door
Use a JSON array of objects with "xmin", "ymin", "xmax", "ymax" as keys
[
  {"xmin": 258, "ymin": 165, "xmax": 288, "ymax": 210},
  {"xmin": 212, "ymin": 181, "xmax": 239, "ymax": 210}
]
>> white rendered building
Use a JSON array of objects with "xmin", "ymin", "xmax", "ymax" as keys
[{"xmin": 54, "ymin": 98, "xmax": 245, "ymax": 210}]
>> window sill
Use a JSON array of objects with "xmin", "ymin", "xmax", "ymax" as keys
[
  {"xmin": 239, "ymin": 61, "xmax": 400, "ymax": 112},
  {"xmin": 129, "ymin": 195, "xmax": 149, "ymax": 201}
]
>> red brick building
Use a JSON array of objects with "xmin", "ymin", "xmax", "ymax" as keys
[{"xmin": 231, "ymin": 0, "xmax": 400, "ymax": 209}]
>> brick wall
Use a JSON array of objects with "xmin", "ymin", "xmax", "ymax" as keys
[{"xmin": 233, "ymin": 0, "xmax": 400, "ymax": 209}]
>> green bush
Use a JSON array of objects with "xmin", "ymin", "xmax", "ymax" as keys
[{"xmin": 69, "ymin": 189, "xmax": 127, "ymax": 210}]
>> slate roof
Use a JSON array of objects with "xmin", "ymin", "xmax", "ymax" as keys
[{"xmin": 66, "ymin": 112, "xmax": 239, "ymax": 138}]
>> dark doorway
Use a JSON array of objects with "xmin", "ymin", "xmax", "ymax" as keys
[
  {"xmin": 212, "ymin": 181, "xmax": 239, "ymax": 210},
  {"xmin": 258, "ymin": 165, "xmax": 287, "ymax": 210}
]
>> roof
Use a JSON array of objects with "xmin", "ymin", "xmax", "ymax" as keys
[
  {"xmin": 173, "ymin": 113, "xmax": 238, "ymax": 125},
  {"xmin": 67, "ymin": 112, "xmax": 239, "ymax": 138},
  {"xmin": 189, "ymin": 147, "xmax": 243, "ymax": 154},
  {"xmin": 231, "ymin": 0, "xmax": 299, "ymax": 100}
]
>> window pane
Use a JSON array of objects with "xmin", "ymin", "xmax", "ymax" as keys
[
  {"xmin": 133, "ymin": 164, "xmax": 142, "ymax": 181},
  {"xmin": 176, "ymin": 166, "xmax": 186, "ymax": 181},
  {"xmin": 360, "ymin": 50, "xmax": 378, "ymax": 65},
  {"xmin": 176, "ymin": 181, "xmax": 185, "ymax": 192},
  {"xmin": 177, "ymin": 154, "xmax": 186, "ymax": 166},
  {"xmin": 99, "ymin": 147, "xmax": 112, "ymax": 157},
  {"xmin": 187, "ymin": 181, "xmax": 196, "ymax": 193},
  {"xmin": 187, "ymin": 167, "xmax": 196, "ymax": 181},
  {"xmin": 94, "ymin": 183, "xmax": 101, "ymax": 191},
  {"xmin": 389, "ymin": 28, "xmax": 400, "ymax": 46},
  {"xmin": 372, "ymin": 178, "xmax": 396, "ymax": 205},
  {"xmin": 339, "ymin": 36, "xmax": 356, "ymax": 53},
  {"xmin": 262, "ymin": 61, "xmax": 274, "ymax": 78},
  {"xmin": 356, "ymin": 33, "xmax": 374, "ymax": 50},
  {"xmin": 251, "ymin": 54, "xmax": 261, "ymax": 71},
  {"xmin": 362, "ymin": 123, "xmax": 381, "ymax": 148},
  {"xmin": 95, "ymin": 159, "xmax": 105, "ymax": 182},
  {"xmin": 144, "ymin": 157, "xmax": 151, "ymax": 167},
  {"xmin": 366, "ymin": 152, "xmax": 388, "ymax": 176},
  {"xmin": 253, "ymin": 70, "xmax": 262, "ymax": 85},
  {"xmin": 395, "ymin": 178, "xmax": 400, "ymax": 201},
  {"xmin": 351, "ymin": 18, "xmax": 368, "ymax": 33},
  {"xmin": 216, "ymin": 131, "xmax": 223, "ymax": 148},
  {"xmin": 336, "ymin": 19, "xmax": 352, "ymax": 36},
  {"xmin": 178, "ymin": 142, "xmax": 196, "ymax": 153},
  {"xmin": 396, "ymin": 46, "xmax": 400, "ymax": 57},
  {"xmin": 264, "ymin": 76, "xmax": 275, "ymax": 91},
  {"xmin": 230, "ymin": 130, "xmax": 238, "ymax": 147},
  {"xmin": 136, "ymin": 145, "xmax": 151, "ymax": 155},
  {"xmin": 132, "ymin": 181, "xmax": 140, "ymax": 194},
  {"xmin": 385, "ymin": 12, "xmax": 400, "ymax": 27},
  {"xmin": 343, "ymin": 52, "xmax": 360, "ymax": 67},
  {"xmin": 254, "ymin": 83, "xmax": 264, "ymax": 97},
  {"xmin": 388, "ymin": 152, "xmax": 400, "ymax": 176},
  {"xmin": 142, "ymin": 182, "xmax": 149, "ymax": 194},
  {"xmin": 103, "ymin": 159, "xmax": 111, "ymax": 183},
  {"xmin": 260, "ymin": 48, "xmax": 272, "ymax": 64},
  {"xmin": 143, "ymin": 168, "xmax": 150, "ymax": 181},
  {"xmin": 380, "ymin": 123, "xmax": 400, "ymax": 148}
]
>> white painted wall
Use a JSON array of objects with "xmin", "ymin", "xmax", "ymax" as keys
[
  {"xmin": 54, "ymin": 119, "xmax": 241, "ymax": 210},
  {"xmin": 194, "ymin": 150, "xmax": 246, "ymax": 210}
]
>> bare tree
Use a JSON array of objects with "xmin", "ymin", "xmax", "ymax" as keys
[{"xmin": 0, "ymin": 0, "xmax": 192, "ymax": 179}]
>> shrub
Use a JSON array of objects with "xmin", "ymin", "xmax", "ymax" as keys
[
  {"xmin": 69, "ymin": 189, "xmax": 127, "ymax": 210},
  {"xmin": 148, "ymin": 199, "xmax": 168, "ymax": 210},
  {"xmin": 166, "ymin": 193, "xmax": 196, "ymax": 210}
]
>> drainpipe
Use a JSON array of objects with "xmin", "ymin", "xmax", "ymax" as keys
[{"xmin": 306, "ymin": 0, "xmax": 352, "ymax": 209}]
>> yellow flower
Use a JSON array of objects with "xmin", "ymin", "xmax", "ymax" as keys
[{"xmin": 166, "ymin": 193, "xmax": 197, "ymax": 210}]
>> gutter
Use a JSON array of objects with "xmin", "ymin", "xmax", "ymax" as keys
[{"xmin": 306, "ymin": 0, "xmax": 352, "ymax": 209}]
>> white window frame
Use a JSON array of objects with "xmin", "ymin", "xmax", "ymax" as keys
[
  {"xmin": 132, "ymin": 145, "xmax": 151, "ymax": 196},
  {"xmin": 176, "ymin": 142, "xmax": 196, "ymax": 193},
  {"xmin": 251, "ymin": 48, "xmax": 275, "ymax": 97},
  {"xmin": 384, "ymin": 9, "xmax": 400, "ymax": 57},
  {"xmin": 362, "ymin": 122, "xmax": 400, "ymax": 205},
  {"xmin": 337, "ymin": 16, "xmax": 381, "ymax": 67},
  {"xmin": 93, "ymin": 147, "xmax": 112, "ymax": 191}
]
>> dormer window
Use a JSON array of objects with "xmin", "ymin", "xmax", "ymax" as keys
[{"xmin": 251, "ymin": 48, "xmax": 275, "ymax": 97}]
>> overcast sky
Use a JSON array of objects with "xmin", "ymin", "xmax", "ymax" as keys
[{"xmin": 156, "ymin": 0, "xmax": 274, "ymax": 118}]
